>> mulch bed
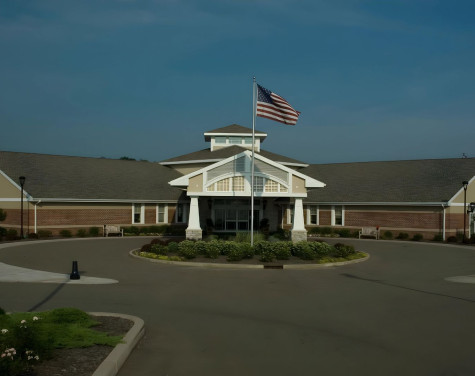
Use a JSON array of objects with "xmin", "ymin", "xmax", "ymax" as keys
[{"xmin": 23, "ymin": 315, "xmax": 133, "ymax": 376}]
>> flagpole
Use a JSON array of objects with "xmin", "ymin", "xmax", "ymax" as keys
[{"xmin": 251, "ymin": 77, "xmax": 256, "ymax": 246}]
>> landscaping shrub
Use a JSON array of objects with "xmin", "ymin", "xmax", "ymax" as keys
[
  {"xmin": 332, "ymin": 243, "xmax": 356, "ymax": 258},
  {"xmin": 308, "ymin": 241, "xmax": 333, "ymax": 258},
  {"xmin": 447, "ymin": 236, "xmax": 457, "ymax": 243},
  {"xmin": 433, "ymin": 234, "xmax": 443, "ymax": 242},
  {"xmin": 319, "ymin": 227, "xmax": 333, "ymax": 236},
  {"xmin": 238, "ymin": 242, "xmax": 254, "ymax": 259},
  {"xmin": 59, "ymin": 230, "xmax": 72, "ymax": 238},
  {"xmin": 151, "ymin": 238, "xmax": 171, "ymax": 246},
  {"xmin": 259, "ymin": 249, "xmax": 275, "ymax": 262},
  {"xmin": 291, "ymin": 241, "xmax": 316, "ymax": 260},
  {"xmin": 140, "ymin": 244, "xmax": 152, "ymax": 252},
  {"xmin": 383, "ymin": 231, "xmax": 393, "ymax": 240},
  {"xmin": 226, "ymin": 246, "xmax": 244, "ymax": 262},
  {"xmin": 178, "ymin": 240, "xmax": 197, "ymax": 259},
  {"xmin": 167, "ymin": 241, "xmax": 179, "ymax": 253},
  {"xmin": 396, "ymin": 232, "xmax": 409, "ymax": 240},
  {"xmin": 194, "ymin": 240, "xmax": 208, "ymax": 256},
  {"xmin": 335, "ymin": 228, "xmax": 352, "ymax": 238},
  {"xmin": 6, "ymin": 229, "xmax": 18, "ymax": 241},
  {"xmin": 272, "ymin": 242, "xmax": 292, "ymax": 260},
  {"xmin": 37, "ymin": 230, "xmax": 52, "ymax": 239},
  {"xmin": 88, "ymin": 227, "xmax": 100, "ymax": 237},
  {"xmin": 205, "ymin": 240, "xmax": 221, "ymax": 259},
  {"xmin": 150, "ymin": 243, "xmax": 167, "ymax": 255},
  {"xmin": 0, "ymin": 226, "xmax": 6, "ymax": 239},
  {"xmin": 28, "ymin": 233, "xmax": 39, "ymax": 239},
  {"xmin": 307, "ymin": 227, "xmax": 320, "ymax": 235},
  {"xmin": 411, "ymin": 233, "xmax": 423, "ymax": 241},
  {"xmin": 76, "ymin": 229, "xmax": 87, "ymax": 238},
  {"xmin": 253, "ymin": 240, "xmax": 272, "ymax": 256},
  {"xmin": 273, "ymin": 228, "xmax": 290, "ymax": 240}
]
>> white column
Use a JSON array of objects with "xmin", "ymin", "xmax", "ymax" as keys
[
  {"xmin": 291, "ymin": 198, "xmax": 307, "ymax": 242},
  {"xmin": 186, "ymin": 196, "xmax": 202, "ymax": 240}
]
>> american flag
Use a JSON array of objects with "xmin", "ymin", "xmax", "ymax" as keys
[{"xmin": 256, "ymin": 84, "xmax": 300, "ymax": 125}]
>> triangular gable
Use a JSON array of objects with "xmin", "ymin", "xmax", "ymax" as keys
[{"xmin": 169, "ymin": 150, "xmax": 325, "ymax": 197}]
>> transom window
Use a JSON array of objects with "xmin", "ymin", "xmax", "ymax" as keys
[{"xmin": 215, "ymin": 136, "xmax": 226, "ymax": 144}]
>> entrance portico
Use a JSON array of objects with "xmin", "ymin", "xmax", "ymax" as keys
[{"xmin": 169, "ymin": 150, "xmax": 325, "ymax": 242}]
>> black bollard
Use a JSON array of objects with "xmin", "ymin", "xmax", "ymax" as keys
[{"xmin": 70, "ymin": 261, "xmax": 80, "ymax": 280}]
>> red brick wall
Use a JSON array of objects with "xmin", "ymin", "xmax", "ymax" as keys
[{"xmin": 344, "ymin": 210, "xmax": 442, "ymax": 229}]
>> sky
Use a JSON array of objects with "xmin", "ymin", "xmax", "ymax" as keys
[{"xmin": 1, "ymin": 0, "xmax": 474, "ymax": 164}]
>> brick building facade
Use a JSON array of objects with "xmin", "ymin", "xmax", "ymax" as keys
[{"xmin": 1, "ymin": 124, "xmax": 475, "ymax": 240}]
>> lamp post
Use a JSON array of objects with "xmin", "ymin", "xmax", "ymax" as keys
[
  {"xmin": 462, "ymin": 181, "xmax": 468, "ymax": 242},
  {"xmin": 19, "ymin": 176, "xmax": 26, "ymax": 239}
]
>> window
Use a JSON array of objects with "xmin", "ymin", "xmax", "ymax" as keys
[
  {"xmin": 233, "ymin": 176, "xmax": 245, "ymax": 191},
  {"xmin": 229, "ymin": 136, "xmax": 241, "ymax": 145},
  {"xmin": 157, "ymin": 204, "xmax": 166, "ymax": 223},
  {"xmin": 234, "ymin": 157, "xmax": 246, "ymax": 172},
  {"xmin": 309, "ymin": 205, "xmax": 318, "ymax": 225},
  {"xmin": 254, "ymin": 176, "xmax": 264, "ymax": 192},
  {"xmin": 265, "ymin": 179, "xmax": 279, "ymax": 192},
  {"xmin": 215, "ymin": 136, "xmax": 226, "ymax": 144},
  {"xmin": 332, "ymin": 205, "xmax": 344, "ymax": 226},
  {"xmin": 244, "ymin": 137, "xmax": 252, "ymax": 145},
  {"xmin": 216, "ymin": 178, "xmax": 230, "ymax": 191},
  {"xmin": 133, "ymin": 204, "xmax": 143, "ymax": 224}
]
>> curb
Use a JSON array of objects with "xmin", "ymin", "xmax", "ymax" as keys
[
  {"xmin": 89, "ymin": 312, "xmax": 145, "ymax": 376},
  {"xmin": 129, "ymin": 249, "xmax": 370, "ymax": 269}
]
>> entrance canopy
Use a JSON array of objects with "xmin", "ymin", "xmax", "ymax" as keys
[{"xmin": 169, "ymin": 150, "xmax": 325, "ymax": 198}]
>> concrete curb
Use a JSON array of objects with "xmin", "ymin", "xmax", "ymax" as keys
[
  {"xmin": 90, "ymin": 312, "xmax": 145, "ymax": 376},
  {"xmin": 129, "ymin": 249, "xmax": 370, "ymax": 269}
]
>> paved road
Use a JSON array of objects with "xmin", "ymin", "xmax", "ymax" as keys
[{"xmin": 1, "ymin": 238, "xmax": 474, "ymax": 376}]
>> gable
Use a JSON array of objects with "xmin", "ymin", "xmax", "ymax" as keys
[
  {"xmin": 169, "ymin": 150, "xmax": 324, "ymax": 197},
  {"xmin": 0, "ymin": 170, "xmax": 26, "ymax": 199}
]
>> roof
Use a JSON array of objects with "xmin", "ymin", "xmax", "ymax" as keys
[
  {"xmin": 302, "ymin": 158, "xmax": 475, "ymax": 203},
  {"xmin": 204, "ymin": 124, "xmax": 267, "ymax": 142},
  {"xmin": 160, "ymin": 145, "xmax": 308, "ymax": 166},
  {"xmin": 0, "ymin": 151, "xmax": 184, "ymax": 201}
]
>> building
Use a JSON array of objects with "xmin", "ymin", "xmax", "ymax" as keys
[{"xmin": 1, "ymin": 124, "xmax": 474, "ymax": 241}]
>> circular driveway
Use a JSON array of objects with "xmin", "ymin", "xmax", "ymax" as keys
[{"xmin": 1, "ymin": 238, "xmax": 475, "ymax": 376}]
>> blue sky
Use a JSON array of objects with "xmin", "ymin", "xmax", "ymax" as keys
[{"xmin": 1, "ymin": 0, "xmax": 474, "ymax": 164}]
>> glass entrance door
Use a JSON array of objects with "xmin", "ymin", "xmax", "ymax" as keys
[{"xmin": 212, "ymin": 199, "xmax": 261, "ymax": 232}]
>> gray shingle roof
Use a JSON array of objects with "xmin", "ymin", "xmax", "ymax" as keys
[
  {"xmin": 0, "ymin": 151, "xmax": 184, "ymax": 201},
  {"xmin": 204, "ymin": 124, "xmax": 266, "ymax": 135},
  {"xmin": 160, "ymin": 146, "xmax": 307, "ymax": 165},
  {"xmin": 303, "ymin": 158, "xmax": 475, "ymax": 203}
]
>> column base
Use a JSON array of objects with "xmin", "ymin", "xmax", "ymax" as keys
[
  {"xmin": 186, "ymin": 229, "xmax": 202, "ymax": 240},
  {"xmin": 291, "ymin": 230, "xmax": 307, "ymax": 243}
]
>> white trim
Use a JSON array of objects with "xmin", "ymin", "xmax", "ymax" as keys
[
  {"xmin": 132, "ymin": 203, "xmax": 145, "ymax": 224},
  {"xmin": 204, "ymin": 132, "xmax": 267, "ymax": 137},
  {"xmin": 156, "ymin": 203, "xmax": 168, "ymax": 224},
  {"xmin": 447, "ymin": 176, "xmax": 475, "ymax": 204},
  {"xmin": 160, "ymin": 159, "xmax": 222, "ymax": 166},
  {"xmin": 169, "ymin": 150, "xmax": 325, "ymax": 190},
  {"xmin": 331, "ymin": 205, "xmax": 345, "ymax": 226},
  {"xmin": 306, "ymin": 204, "xmax": 319, "ymax": 225},
  {"xmin": 0, "ymin": 170, "xmax": 32, "ymax": 198},
  {"xmin": 304, "ymin": 201, "xmax": 451, "ymax": 206}
]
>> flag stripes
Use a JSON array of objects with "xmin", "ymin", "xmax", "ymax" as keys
[{"xmin": 256, "ymin": 84, "xmax": 300, "ymax": 125}]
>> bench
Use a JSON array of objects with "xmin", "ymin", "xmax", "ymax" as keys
[
  {"xmin": 359, "ymin": 227, "xmax": 380, "ymax": 240},
  {"xmin": 103, "ymin": 225, "xmax": 124, "ymax": 237}
]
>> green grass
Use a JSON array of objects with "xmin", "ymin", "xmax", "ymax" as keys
[{"xmin": 1, "ymin": 308, "xmax": 123, "ymax": 350}]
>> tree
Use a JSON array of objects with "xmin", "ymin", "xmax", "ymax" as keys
[{"xmin": 120, "ymin": 156, "xmax": 136, "ymax": 161}]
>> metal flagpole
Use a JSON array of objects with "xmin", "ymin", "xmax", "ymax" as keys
[{"xmin": 251, "ymin": 77, "xmax": 256, "ymax": 246}]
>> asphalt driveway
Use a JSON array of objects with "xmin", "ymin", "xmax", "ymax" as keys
[{"xmin": 0, "ymin": 237, "xmax": 474, "ymax": 376}]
